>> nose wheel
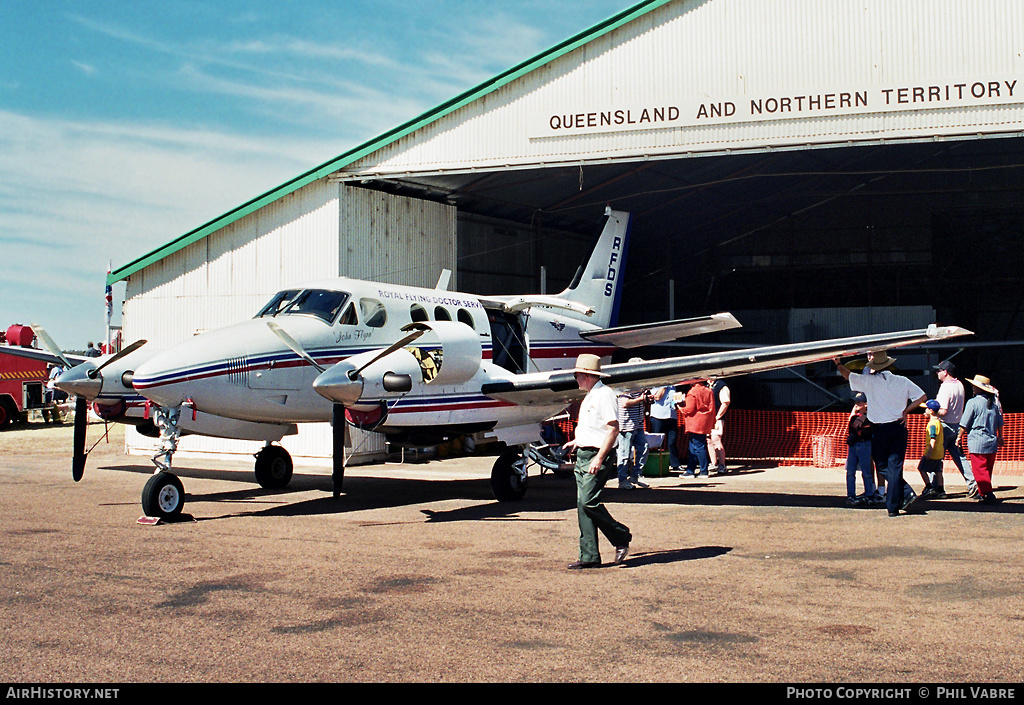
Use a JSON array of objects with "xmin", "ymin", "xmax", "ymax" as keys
[
  {"xmin": 141, "ymin": 472, "xmax": 185, "ymax": 519},
  {"xmin": 141, "ymin": 406, "xmax": 186, "ymax": 520}
]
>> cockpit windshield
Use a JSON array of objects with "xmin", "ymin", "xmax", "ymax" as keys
[
  {"xmin": 255, "ymin": 288, "xmax": 351, "ymax": 324},
  {"xmin": 255, "ymin": 289, "xmax": 301, "ymax": 318}
]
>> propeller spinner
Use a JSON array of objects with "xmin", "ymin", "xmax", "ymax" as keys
[
  {"xmin": 311, "ymin": 328, "xmax": 425, "ymax": 407},
  {"xmin": 50, "ymin": 338, "xmax": 147, "ymax": 483}
]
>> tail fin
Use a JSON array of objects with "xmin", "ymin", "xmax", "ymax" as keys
[{"xmin": 555, "ymin": 209, "xmax": 631, "ymax": 329}]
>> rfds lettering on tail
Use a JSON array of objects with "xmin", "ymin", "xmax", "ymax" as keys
[{"xmin": 605, "ymin": 236, "xmax": 622, "ymax": 296}]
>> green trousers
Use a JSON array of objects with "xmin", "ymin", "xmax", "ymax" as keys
[{"xmin": 574, "ymin": 447, "xmax": 632, "ymax": 564}]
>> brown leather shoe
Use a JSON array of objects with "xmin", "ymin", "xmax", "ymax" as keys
[{"xmin": 566, "ymin": 560, "xmax": 601, "ymax": 570}]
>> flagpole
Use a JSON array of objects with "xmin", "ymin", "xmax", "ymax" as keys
[{"xmin": 105, "ymin": 261, "xmax": 113, "ymax": 353}]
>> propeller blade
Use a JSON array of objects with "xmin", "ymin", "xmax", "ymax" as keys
[
  {"xmin": 72, "ymin": 396, "xmax": 88, "ymax": 482},
  {"xmin": 266, "ymin": 321, "xmax": 326, "ymax": 373},
  {"xmin": 93, "ymin": 339, "xmax": 147, "ymax": 374},
  {"xmin": 353, "ymin": 329, "xmax": 426, "ymax": 376},
  {"xmin": 30, "ymin": 324, "xmax": 72, "ymax": 368}
]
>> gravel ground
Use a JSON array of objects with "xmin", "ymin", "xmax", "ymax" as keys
[{"xmin": 2, "ymin": 421, "xmax": 1023, "ymax": 684}]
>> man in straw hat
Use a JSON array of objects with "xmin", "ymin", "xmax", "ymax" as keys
[
  {"xmin": 956, "ymin": 374, "xmax": 1004, "ymax": 505},
  {"xmin": 562, "ymin": 353, "xmax": 632, "ymax": 569},
  {"xmin": 835, "ymin": 350, "xmax": 927, "ymax": 517}
]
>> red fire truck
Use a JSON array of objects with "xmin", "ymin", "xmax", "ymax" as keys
[{"xmin": 0, "ymin": 324, "xmax": 58, "ymax": 428}]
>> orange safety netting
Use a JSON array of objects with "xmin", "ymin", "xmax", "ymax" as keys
[
  {"xmin": 724, "ymin": 409, "xmax": 1024, "ymax": 474},
  {"xmin": 551, "ymin": 407, "xmax": 1024, "ymax": 475}
]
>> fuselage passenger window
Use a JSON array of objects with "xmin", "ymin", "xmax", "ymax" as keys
[
  {"xmin": 360, "ymin": 298, "xmax": 387, "ymax": 327},
  {"xmin": 410, "ymin": 304, "xmax": 428, "ymax": 323}
]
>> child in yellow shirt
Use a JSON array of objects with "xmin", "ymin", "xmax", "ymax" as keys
[{"xmin": 918, "ymin": 399, "xmax": 946, "ymax": 499}]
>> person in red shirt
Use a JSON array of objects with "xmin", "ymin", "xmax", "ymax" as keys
[{"xmin": 681, "ymin": 380, "xmax": 716, "ymax": 477}]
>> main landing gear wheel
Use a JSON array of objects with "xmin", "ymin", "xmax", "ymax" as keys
[
  {"xmin": 254, "ymin": 445, "xmax": 293, "ymax": 490},
  {"xmin": 490, "ymin": 449, "xmax": 529, "ymax": 502},
  {"xmin": 141, "ymin": 472, "xmax": 185, "ymax": 519}
]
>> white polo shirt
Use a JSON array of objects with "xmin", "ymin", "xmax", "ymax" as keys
[
  {"xmin": 575, "ymin": 381, "xmax": 619, "ymax": 448},
  {"xmin": 936, "ymin": 378, "xmax": 965, "ymax": 426},
  {"xmin": 848, "ymin": 370, "xmax": 925, "ymax": 424}
]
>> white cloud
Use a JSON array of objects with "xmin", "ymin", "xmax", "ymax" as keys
[
  {"xmin": 71, "ymin": 60, "xmax": 97, "ymax": 76},
  {"xmin": 0, "ymin": 109, "xmax": 334, "ymax": 345}
]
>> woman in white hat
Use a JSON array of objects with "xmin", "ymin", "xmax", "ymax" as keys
[{"xmin": 956, "ymin": 375, "xmax": 1004, "ymax": 504}]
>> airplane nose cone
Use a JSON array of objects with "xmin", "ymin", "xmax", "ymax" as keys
[
  {"xmin": 132, "ymin": 356, "xmax": 187, "ymax": 408},
  {"xmin": 312, "ymin": 365, "xmax": 364, "ymax": 406},
  {"xmin": 54, "ymin": 364, "xmax": 103, "ymax": 400}
]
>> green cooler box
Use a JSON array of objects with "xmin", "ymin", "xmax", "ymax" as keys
[{"xmin": 644, "ymin": 450, "xmax": 671, "ymax": 477}]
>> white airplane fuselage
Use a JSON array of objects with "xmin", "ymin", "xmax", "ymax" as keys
[{"xmin": 131, "ymin": 279, "xmax": 614, "ymax": 443}]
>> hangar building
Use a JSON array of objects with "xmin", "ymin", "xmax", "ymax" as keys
[{"xmin": 109, "ymin": 0, "xmax": 1024, "ymax": 464}]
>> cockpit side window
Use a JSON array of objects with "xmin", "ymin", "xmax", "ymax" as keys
[
  {"xmin": 255, "ymin": 289, "xmax": 301, "ymax": 318},
  {"xmin": 279, "ymin": 289, "xmax": 351, "ymax": 324},
  {"xmin": 338, "ymin": 303, "xmax": 358, "ymax": 326}
]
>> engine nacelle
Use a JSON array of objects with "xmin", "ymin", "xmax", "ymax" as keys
[
  {"xmin": 400, "ymin": 321, "xmax": 481, "ymax": 386},
  {"xmin": 312, "ymin": 321, "xmax": 483, "ymax": 408}
]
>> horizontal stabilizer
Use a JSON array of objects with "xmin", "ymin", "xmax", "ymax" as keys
[
  {"xmin": 479, "ymin": 295, "xmax": 595, "ymax": 317},
  {"xmin": 579, "ymin": 312, "xmax": 742, "ymax": 349}
]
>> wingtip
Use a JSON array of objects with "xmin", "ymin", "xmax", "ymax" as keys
[{"xmin": 927, "ymin": 325, "xmax": 974, "ymax": 338}]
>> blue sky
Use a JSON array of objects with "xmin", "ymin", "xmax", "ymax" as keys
[{"xmin": 1, "ymin": 0, "xmax": 630, "ymax": 351}]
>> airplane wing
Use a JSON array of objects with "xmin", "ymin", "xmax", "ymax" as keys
[
  {"xmin": 578, "ymin": 312, "xmax": 742, "ymax": 348},
  {"xmin": 481, "ymin": 324, "xmax": 972, "ymax": 406},
  {"xmin": 0, "ymin": 345, "xmax": 88, "ymax": 367}
]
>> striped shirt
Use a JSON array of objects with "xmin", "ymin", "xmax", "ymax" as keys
[{"xmin": 617, "ymin": 391, "xmax": 646, "ymax": 432}]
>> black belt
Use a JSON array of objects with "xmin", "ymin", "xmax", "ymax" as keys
[{"xmin": 579, "ymin": 446, "xmax": 599, "ymax": 452}]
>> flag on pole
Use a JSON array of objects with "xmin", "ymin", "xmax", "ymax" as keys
[{"xmin": 105, "ymin": 262, "xmax": 113, "ymax": 351}]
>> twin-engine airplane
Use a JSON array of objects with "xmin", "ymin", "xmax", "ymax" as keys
[{"xmin": 41, "ymin": 208, "xmax": 970, "ymax": 520}]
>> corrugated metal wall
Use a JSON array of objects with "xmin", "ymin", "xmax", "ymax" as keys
[
  {"xmin": 122, "ymin": 183, "xmax": 456, "ymax": 467},
  {"xmin": 124, "ymin": 178, "xmax": 342, "ymax": 345},
  {"xmin": 344, "ymin": 0, "xmax": 1024, "ymax": 177},
  {"xmin": 339, "ymin": 186, "xmax": 457, "ymax": 289}
]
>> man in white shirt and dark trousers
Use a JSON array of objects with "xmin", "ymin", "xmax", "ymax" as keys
[
  {"xmin": 835, "ymin": 351, "xmax": 927, "ymax": 517},
  {"xmin": 563, "ymin": 354, "xmax": 632, "ymax": 569}
]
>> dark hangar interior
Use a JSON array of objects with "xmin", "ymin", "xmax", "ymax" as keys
[{"xmin": 355, "ymin": 133, "xmax": 1024, "ymax": 410}]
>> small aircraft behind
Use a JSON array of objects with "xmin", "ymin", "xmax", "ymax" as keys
[{"xmin": 51, "ymin": 208, "xmax": 971, "ymax": 519}]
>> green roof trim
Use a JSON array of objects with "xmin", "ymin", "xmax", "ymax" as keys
[{"xmin": 108, "ymin": 0, "xmax": 674, "ymax": 285}]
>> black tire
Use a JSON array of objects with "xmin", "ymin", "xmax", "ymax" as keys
[
  {"xmin": 490, "ymin": 449, "xmax": 528, "ymax": 502},
  {"xmin": 0, "ymin": 399, "xmax": 12, "ymax": 429},
  {"xmin": 254, "ymin": 445, "xmax": 293, "ymax": 489},
  {"xmin": 141, "ymin": 472, "xmax": 185, "ymax": 519}
]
